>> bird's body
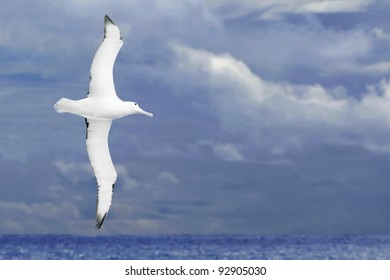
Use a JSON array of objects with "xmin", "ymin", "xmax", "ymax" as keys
[
  {"xmin": 55, "ymin": 97, "xmax": 138, "ymax": 120},
  {"xmin": 54, "ymin": 15, "xmax": 152, "ymax": 229}
]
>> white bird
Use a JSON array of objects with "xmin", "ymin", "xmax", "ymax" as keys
[{"xmin": 54, "ymin": 15, "xmax": 153, "ymax": 229}]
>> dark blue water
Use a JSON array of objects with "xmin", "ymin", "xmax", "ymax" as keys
[{"xmin": 1, "ymin": 235, "xmax": 390, "ymax": 260}]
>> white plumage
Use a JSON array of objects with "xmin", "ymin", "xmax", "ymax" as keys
[{"xmin": 54, "ymin": 15, "xmax": 153, "ymax": 229}]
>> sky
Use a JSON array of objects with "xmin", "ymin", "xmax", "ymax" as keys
[{"xmin": 2, "ymin": 0, "xmax": 390, "ymax": 235}]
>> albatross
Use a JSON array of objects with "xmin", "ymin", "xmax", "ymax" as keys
[{"xmin": 54, "ymin": 15, "xmax": 153, "ymax": 229}]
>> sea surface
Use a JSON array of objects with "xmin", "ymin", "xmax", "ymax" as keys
[{"xmin": 1, "ymin": 235, "xmax": 390, "ymax": 260}]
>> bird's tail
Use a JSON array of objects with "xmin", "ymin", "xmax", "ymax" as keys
[{"xmin": 54, "ymin": 98, "xmax": 74, "ymax": 113}]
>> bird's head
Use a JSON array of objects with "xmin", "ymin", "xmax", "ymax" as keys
[{"xmin": 126, "ymin": 101, "xmax": 153, "ymax": 117}]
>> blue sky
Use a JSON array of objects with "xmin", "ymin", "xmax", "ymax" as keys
[{"xmin": 2, "ymin": 0, "xmax": 390, "ymax": 235}]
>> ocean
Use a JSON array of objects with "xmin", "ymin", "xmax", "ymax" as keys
[{"xmin": 1, "ymin": 235, "xmax": 390, "ymax": 260}]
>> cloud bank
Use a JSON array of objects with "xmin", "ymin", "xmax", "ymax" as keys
[{"xmin": 172, "ymin": 43, "xmax": 390, "ymax": 160}]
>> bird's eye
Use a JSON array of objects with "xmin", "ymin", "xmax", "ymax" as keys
[{"xmin": 135, "ymin": 103, "xmax": 138, "ymax": 106}]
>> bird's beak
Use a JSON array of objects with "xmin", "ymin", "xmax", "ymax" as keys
[
  {"xmin": 138, "ymin": 107, "xmax": 153, "ymax": 117},
  {"xmin": 144, "ymin": 111, "xmax": 153, "ymax": 117}
]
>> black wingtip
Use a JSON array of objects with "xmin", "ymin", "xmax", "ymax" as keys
[
  {"xmin": 104, "ymin": 15, "xmax": 120, "ymax": 39},
  {"xmin": 95, "ymin": 213, "xmax": 107, "ymax": 230},
  {"xmin": 104, "ymin": 15, "xmax": 115, "ymax": 26}
]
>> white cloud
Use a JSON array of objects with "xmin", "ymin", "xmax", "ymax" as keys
[
  {"xmin": 197, "ymin": 140, "xmax": 245, "ymax": 162},
  {"xmin": 115, "ymin": 164, "xmax": 140, "ymax": 190},
  {"xmin": 54, "ymin": 160, "xmax": 92, "ymax": 184},
  {"xmin": 173, "ymin": 43, "xmax": 348, "ymax": 125},
  {"xmin": 207, "ymin": 0, "xmax": 374, "ymax": 20},
  {"xmin": 354, "ymin": 78, "xmax": 390, "ymax": 124},
  {"xmin": 320, "ymin": 31, "xmax": 371, "ymax": 61},
  {"xmin": 373, "ymin": 28, "xmax": 390, "ymax": 41},
  {"xmin": 212, "ymin": 143, "xmax": 245, "ymax": 162},
  {"xmin": 0, "ymin": 201, "xmax": 81, "ymax": 233},
  {"xmin": 158, "ymin": 171, "xmax": 180, "ymax": 186},
  {"xmin": 300, "ymin": 0, "xmax": 373, "ymax": 13},
  {"xmin": 358, "ymin": 61, "xmax": 390, "ymax": 75},
  {"xmin": 0, "ymin": 201, "xmax": 32, "ymax": 216},
  {"xmin": 172, "ymin": 43, "xmax": 390, "ymax": 153}
]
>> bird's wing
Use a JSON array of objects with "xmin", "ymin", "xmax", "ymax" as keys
[
  {"xmin": 88, "ymin": 15, "xmax": 123, "ymax": 98},
  {"xmin": 85, "ymin": 118, "xmax": 117, "ymax": 229}
]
